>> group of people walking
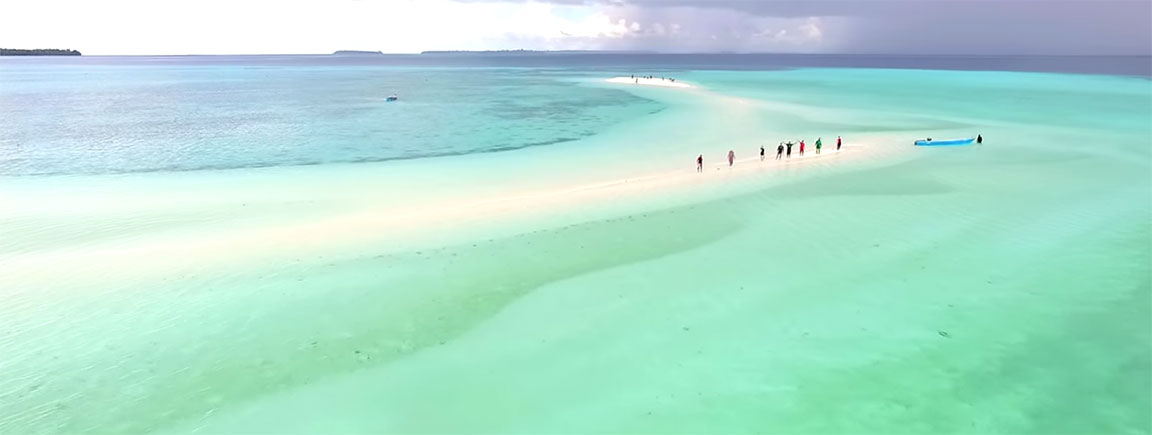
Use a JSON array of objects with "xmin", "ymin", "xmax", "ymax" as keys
[
  {"xmin": 631, "ymin": 74, "xmax": 676, "ymax": 83},
  {"xmin": 697, "ymin": 136, "xmax": 842, "ymax": 172}
]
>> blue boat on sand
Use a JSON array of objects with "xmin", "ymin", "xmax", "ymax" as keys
[{"xmin": 915, "ymin": 137, "xmax": 974, "ymax": 146}]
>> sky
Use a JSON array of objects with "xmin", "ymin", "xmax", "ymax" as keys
[{"xmin": 1, "ymin": 0, "xmax": 1149, "ymax": 55}]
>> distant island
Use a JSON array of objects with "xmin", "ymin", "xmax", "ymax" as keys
[
  {"xmin": 332, "ymin": 50, "xmax": 383, "ymax": 56},
  {"xmin": 1, "ymin": 48, "xmax": 81, "ymax": 56}
]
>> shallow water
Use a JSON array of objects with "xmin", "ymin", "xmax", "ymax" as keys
[
  {"xmin": 0, "ymin": 64, "xmax": 661, "ymax": 175},
  {"xmin": 0, "ymin": 57, "xmax": 1149, "ymax": 433}
]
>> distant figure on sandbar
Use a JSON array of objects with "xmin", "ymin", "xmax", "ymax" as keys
[
  {"xmin": 728, "ymin": 150, "xmax": 735, "ymax": 166},
  {"xmin": 786, "ymin": 142, "xmax": 793, "ymax": 158},
  {"xmin": 776, "ymin": 143, "xmax": 784, "ymax": 160},
  {"xmin": 977, "ymin": 134, "xmax": 983, "ymax": 144},
  {"xmin": 760, "ymin": 145, "xmax": 765, "ymax": 161},
  {"xmin": 837, "ymin": 136, "xmax": 842, "ymax": 150},
  {"xmin": 815, "ymin": 137, "xmax": 822, "ymax": 154},
  {"xmin": 799, "ymin": 140, "xmax": 805, "ymax": 156},
  {"xmin": 697, "ymin": 154, "xmax": 703, "ymax": 172}
]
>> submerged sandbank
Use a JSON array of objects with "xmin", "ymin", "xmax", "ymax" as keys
[
  {"xmin": 0, "ymin": 72, "xmax": 904, "ymax": 431},
  {"xmin": 0, "ymin": 138, "xmax": 885, "ymax": 295},
  {"xmin": 9, "ymin": 67, "xmax": 1147, "ymax": 434},
  {"xmin": 1, "ymin": 76, "xmax": 893, "ymax": 290}
]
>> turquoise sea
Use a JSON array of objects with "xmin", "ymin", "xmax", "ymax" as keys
[{"xmin": 1, "ymin": 54, "xmax": 1150, "ymax": 433}]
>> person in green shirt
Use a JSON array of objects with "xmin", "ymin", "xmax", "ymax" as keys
[{"xmin": 815, "ymin": 138, "xmax": 822, "ymax": 154}]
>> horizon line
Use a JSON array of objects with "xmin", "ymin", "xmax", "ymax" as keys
[{"xmin": 22, "ymin": 51, "xmax": 1152, "ymax": 58}]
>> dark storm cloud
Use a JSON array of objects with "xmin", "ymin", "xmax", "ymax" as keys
[
  {"xmin": 476, "ymin": 0, "xmax": 1152, "ymax": 54},
  {"xmin": 836, "ymin": 1, "xmax": 1152, "ymax": 54}
]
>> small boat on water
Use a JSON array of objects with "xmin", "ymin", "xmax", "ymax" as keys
[
  {"xmin": 915, "ymin": 137, "xmax": 974, "ymax": 146},
  {"xmin": 386, "ymin": 95, "xmax": 398, "ymax": 102}
]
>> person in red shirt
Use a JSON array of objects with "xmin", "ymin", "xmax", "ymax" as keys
[
  {"xmin": 727, "ymin": 150, "xmax": 735, "ymax": 166},
  {"xmin": 799, "ymin": 140, "xmax": 805, "ymax": 156}
]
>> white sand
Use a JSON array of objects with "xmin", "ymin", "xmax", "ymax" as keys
[
  {"xmin": 606, "ymin": 76, "xmax": 693, "ymax": 88},
  {"xmin": 0, "ymin": 143, "xmax": 891, "ymax": 293},
  {"xmin": 0, "ymin": 72, "xmax": 901, "ymax": 294}
]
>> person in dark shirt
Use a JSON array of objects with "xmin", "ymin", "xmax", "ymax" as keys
[
  {"xmin": 760, "ymin": 145, "xmax": 765, "ymax": 161},
  {"xmin": 696, "ymin": 154, "xmax": 703, "ymax": 172},
  {"xmin": 785, "ymin": 142, "xmax": 793, "ymax": 158},
  {"xmin": 776, "ymin": 143, "xmax": 784, "ymax": 160}
]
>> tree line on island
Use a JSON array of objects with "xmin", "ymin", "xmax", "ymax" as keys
[{"xmin": 1, "ymin": 48, "xmax": 81, "ymax": 56}]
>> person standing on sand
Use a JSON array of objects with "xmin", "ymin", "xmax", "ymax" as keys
[
  {"xmin": 837, "ymin": 136, "xmax": 842, "ymax": 151},
  {"xmin": 697, "ymin": 154, "xmax": 703, "ymax": 172},
  {"xmin": 785, "ymin": 142, "xmax": 793, "ymax": 158},
  {"xmin": 799, "ymin": 140, "xmax": 805, "ymax": 156},
  {"xmin": 777, "ymin": 143, "xmax": 784, "ymax": 160},
  {"xmin": 815, "ymin": 137, "xmax": 822, "ymax": 154},
  {"xmin": 760, "ymin": 145, "xmax": 765, "ymax": 161},
  {"xmin": 728, "ymin": 150, "xmax": 735, "ymax": 166}
]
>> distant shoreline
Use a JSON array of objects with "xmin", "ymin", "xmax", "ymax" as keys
[
  {"xmin": 1, "ymin": 48, "xmax": 81, "ymax": 56},
  {"xmin": 332, "ymin": 50, "xmax": 383, "ymax": 56}
]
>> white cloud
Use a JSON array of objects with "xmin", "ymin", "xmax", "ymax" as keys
[
  {"xmin": 800, "ymin": 18, "xmax": 823, "ymax": 41},
  {"xmin": 0, "ymin": 0, "xmax": 597, "ymax": 54},
  {"xmin": 577, "ymin": 4, "xmax": 841, "ymax": 53},
  {"xmin": 0, "ymin": 0, "xmax": 839, "ymax": 54}
]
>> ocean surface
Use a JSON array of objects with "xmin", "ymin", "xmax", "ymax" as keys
[{"xmin": 1, "ymin": 54, "xmax": 1150, "ymax": 433}]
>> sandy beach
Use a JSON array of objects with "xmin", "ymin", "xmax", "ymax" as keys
[
  {"xmin": 0, "ymin": 77, "xmax": 888, "ymax": 289},
  {"xmin": 0, "ymin": 125, "xmax": 885, "ymax": 300},
  {"xmin": 606, "ymin": 76, "xmax": 693, "ymax": 88}
]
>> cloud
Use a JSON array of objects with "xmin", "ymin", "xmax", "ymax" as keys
[
  {"xmin": 0, "ymin": 0, "xmax": 1146, "ymax": 54},
  {"xmin": 473, "ymin": 0, "xmax": 1152, "ymax": 54},
  {"xmin": 438, "ymin": 0, "xmax": 842, "ymax": 52},
  {"xmin": 538, "ymin": 4, "xmax": 842, "ymax": 52}
]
